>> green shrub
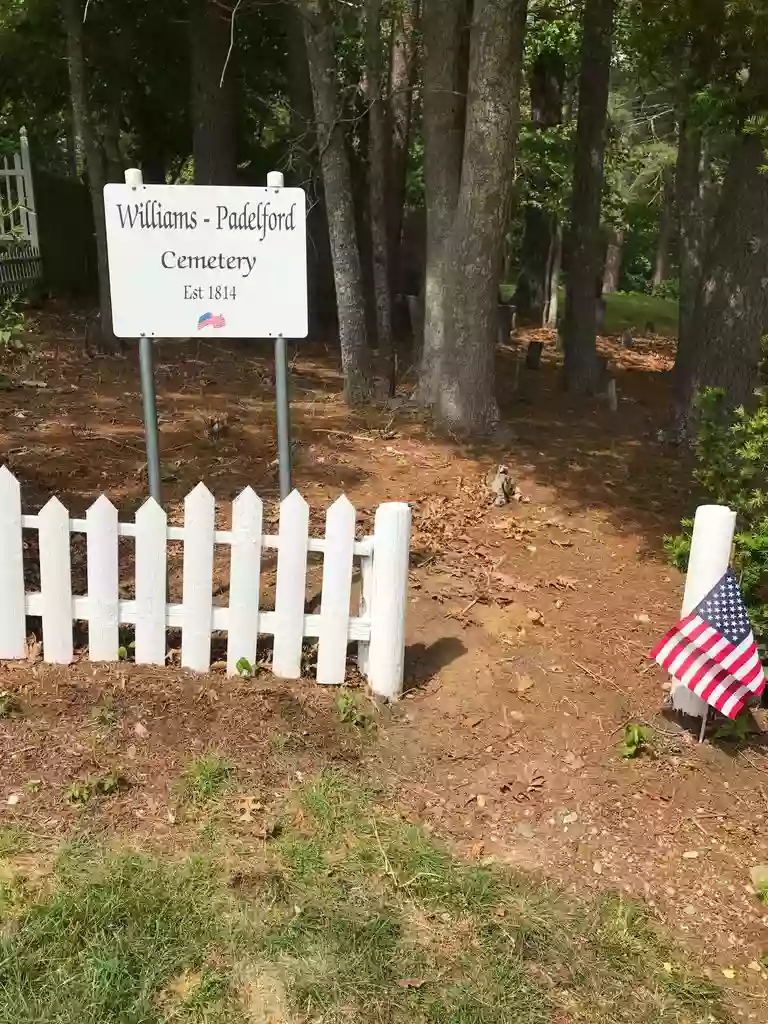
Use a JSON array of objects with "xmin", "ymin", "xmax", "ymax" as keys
[
  {"xmin": 0, "ymin": 298, "xmax": 27, "ymax": 352},
  {"xmin": 664, "ymin": 389, "xmax": 768, "ymax": 655},
  {"xmin": 650, "ymin": 277, "xmax": 680, "ymax": 301}
]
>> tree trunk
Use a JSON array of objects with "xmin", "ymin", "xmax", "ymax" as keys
[
  {"xmin": 543, "ymin": 218, "xmax": 563, "ymax": 327},
  {"xmin": 653, "ymin": 169, "xmax": 673, "ymax": 288},
  {"xmin": 387, "ymin": 0, "xmax": 417, "ymax": 298},
  {"xmin": 515, "ymin": 48, "xmax": 565, "ymax": 320},
  {"xmin": 365, "ymin": 0, "xmax": 394, "ymax": 393},
  {"xmin": 61, "ymin": 0, "xmax": 120, "ymax": 353},
  {"xmin": 674, "ymin": 134, "xmax": 768, "ymax": 434},
  {"xmin": 563, "ymin": 0, "xmax": 616, "ymax": 393},
  {"xmin": 602, "ymin": 226, "xmax": 623, "ymax": 293},
  {"xmin": 300, "ymin": 0, "xmax": 371, "ymax": 402},
  {"xmin": 419, "ymin": 0, "xmax": 469, "ymax": 406},
  {"xmin": 189, "ymin": 0, "xmax": 236, "ymax": 185},
  {"xmin": 435, "ymin": 0, "xmax": 529, "ymax": 433},
  {"xmin": 674, "ymin": 115, "xmax": 705, "ymax": 372},
  {"xmin": 284, "ymin": 6, "xmax": 335, "ymax": 329}
]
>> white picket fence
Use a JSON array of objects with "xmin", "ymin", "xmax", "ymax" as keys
[
  {"xmin": 0, "ymin": 468, "xmax": 411, "ymax": 699},
  {"xmin": 0, "ymin": 128, "xmax": 42, "ymax": 298}
]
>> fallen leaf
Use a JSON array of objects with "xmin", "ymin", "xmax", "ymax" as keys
[
  {"xmin": 550, "ymin": 576, "xmax": 578, "ymax": 590},
  {"xmin": 682, "ymin": 851, "xmax": 699, "ymax": 860},
  {"xmin": 235, "ymin": 795, "xmax": 263, "ymax": 823},
  {"xmin": 634, "ymin": 613, "xmax": 651, "ymax": 624},
  {"xmin": 550, "ymin": 538, "xmax": 573, "ymax": 548},
  {"xmin": 562, "ymin": 812, "xmax": 578, "ymax": 825},
  {"xmin": 133, "ymin": 722, "xmax": 149, "ymax": 740},
  {"xmin": 526, "ymin": 608, "xmax": 544, "ymax": 625},
  {"xmin": 476, "ymin": 794, "xmax": 486, "ymax": 808},
  {"xmin": 396, "ymin": 979, "xmax": 425, "ymax": 989},
  {"xmin": 554, "ymin": 599, "xmax": 564, "ymax": 610},
  {"xmin": 516, "ymin": 675, "xmax": 535, "ymax": 695},
  {"xmin": 563, "ymin": 751, "xmax": 585, "ymax": 771},
  {"xmin": 7, "ymin": 793, "xmax": 20, "ymax": 806},
  {"xmin": 464, "ymin": 715, "xmax": 484, "ymax": 729},
  {"xmin": 722, "ymin": 969, "xmax": 736, "ymax": 980}
]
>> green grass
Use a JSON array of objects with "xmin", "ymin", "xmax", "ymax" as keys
[
  {"xmin": 604, "ymin": 291, "xmax": 679, "ymax": 337},
  {"xmin": 499, "ymin": 285, "xmax": 679, "ymax": 338},
  {"xmin": 0, "ymin": 773, "xmax": 729, "ymax": 1024},
  {"xmin": 178, "ymin": 753, "xmax": 235, "ymax": 805}
]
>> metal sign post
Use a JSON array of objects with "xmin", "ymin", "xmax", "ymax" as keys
[
  {"xmin": 103, "ymin": 172, "xmax": 308, "ymax": 505},
  {"xmin": 266, "ymin": 170, "xmax": 293, "ymax": 500},
  {"xmin": 123, "ymin": 168, "xmax": 162, "ymax": 504}
]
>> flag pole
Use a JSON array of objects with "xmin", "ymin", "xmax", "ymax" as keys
[{"xmin": 676, "ymin": 505, "xmax": 737, "ymax": 739}]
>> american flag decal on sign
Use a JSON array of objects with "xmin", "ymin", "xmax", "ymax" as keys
[
  {"xmin": 197, "ymin": 312, "xmax": 226, "ymax": 330},
  {"xmin": 650, "ymin": 569, "xmax": 765, "ymax": 719}
]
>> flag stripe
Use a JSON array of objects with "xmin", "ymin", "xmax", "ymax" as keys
[{"xmin": 649, "ymin": 569, "xmax": 765, "ymax": 720}]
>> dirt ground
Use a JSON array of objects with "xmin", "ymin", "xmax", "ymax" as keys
[{"xmin": 2, "ymin": 303, "xmax": 768, "ymax": 1016}]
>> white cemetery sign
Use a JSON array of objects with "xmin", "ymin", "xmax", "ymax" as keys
[{"xmin": 103, "ymin": 183, "xmax": 308, "ymax": 339}]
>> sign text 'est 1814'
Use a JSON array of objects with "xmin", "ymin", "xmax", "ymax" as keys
[{"xmin": 103, "ymin": 183, "xmax": 308, "ymax": 339}]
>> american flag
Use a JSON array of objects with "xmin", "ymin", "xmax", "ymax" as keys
[
  {"xmin": 650, "ymin": 569, "xmax": 765, "ymax": 719},
  {"xmin": 197, "ymin": 312, "xmax": 226, "ymax": 330}
]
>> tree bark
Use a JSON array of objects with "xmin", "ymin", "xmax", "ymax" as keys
[
  {"xmin": 387, "ymin": 0, "xmax": 418, "ymax": 299},
  {"xmin": 563, "ymin": 0, "xmax": 616, "ymax": 392},
  {"xmin": 284, "ymin": 5, "xmax": 335, "ymax": 328},
  {"xmin": 602, "ymin": 226, "xmax": 623, "ymax": 293},
  {"xmin": 61, "ymin": 0, "xmax": 119, "ymax": 353},
  {"xmin": 515, "ymin": 48, "xmax": 565, "ymax": 321},
  {"xmin": 300, "ymin": 0, "xmax": 371, "ymax": 402},
  {"xmin": 419, "ymin": 0, "xmax": 469, "ymax": 406},
  {"xmin": 189, "ymin": 0, "xmax": 237, "ymax": 185},
  {"xmin": 435, "ymin": 0, "xmax": 529, "ymax": 432},
  {"xmin": 674, "ymin": 134, "xmax": 768, "ymax": 434},
  {"xmin": 674, "ymin": 115, "xmax": 705, "ymax": 371},
  {"xmin": 653, "ymin": 169, "xmax": 673, "ymax": 288},
  {"xmin": 365, "ymin": 0, "xmax": 394, "ymax": 393}
]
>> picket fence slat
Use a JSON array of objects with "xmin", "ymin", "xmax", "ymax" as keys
[
  {"xmin": 357, "ymin": 549, "xmax": 373, "ymax": 679},
  {"xmin": 316, "ymin": 495, "xmax": 356, "ymax": 686},
  {"xmin": 86, "ymin": 495, "xmax": 119, "ymax": 661},
  {"xmin": 0, "ymin": 466, "xmax": 26, "ymax": 658},
  {"xmin": 37, "ymin": 497, "xmax": 73, "ymax": 664},
  {"xmin": 0, "ymin": 470, "xmax": 410, "ymax": 697},
  {"xmin": 135, "ymin": 498, "xmax": 167, "ymax": 665},
  {"xmin": 272, "ymin": 490, "xmax": 309, "ymax": 679},
  {"xmin": 182, "ymin": 483, "xmax": 215, "ymax": 671},
  {"xmin": 226, "ymin": 487, "xmax": 263, "ymax": 676}
]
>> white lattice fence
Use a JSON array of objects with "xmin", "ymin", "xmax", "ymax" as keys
[
  {"xmin": 0, "ymin": 468, "xmax": 411, "ymax": 699},
  {"xmin": 0, "ymin": 129, "xmax": 41, "ymax": 298}
]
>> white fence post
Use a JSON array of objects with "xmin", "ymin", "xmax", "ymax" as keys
[
  {"xmin": 0, "ymin": 466, "xmax": 26, "ymax": 658},
  {"xmin": 18, "ymin": 128, "xmax": 38, "ymax": 251},
  {"xmin": 367, "ymin": 502, "xmax": 411, "ymax": 700},
  {"xmin": 37, "ymin": 497, "xmax": 73, "ymax": 664},
  {"xmin": 134, "ymin": 497, "xmax": 167, "ymax": 665},
  {"xmin": 86, "ymin": 495, "xmax": 119, "ymax": 661},
  {"xmin": 273, "ymin": 490, "xmax": 309, "ymax": 679},
  {"xmin": 673, "ymin": 504, "xmax": 737, "ymax": 718},
  {"xmin": 181, "ymin": 483, "xmax": 215, "ymax": 671},
  {"xmin": 227, "ymin": 487, "xmax": 263, "ymax": 675},
  {"xmin": 316, "ymin": 495, "xmax": 355, "ymax": 685}
]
